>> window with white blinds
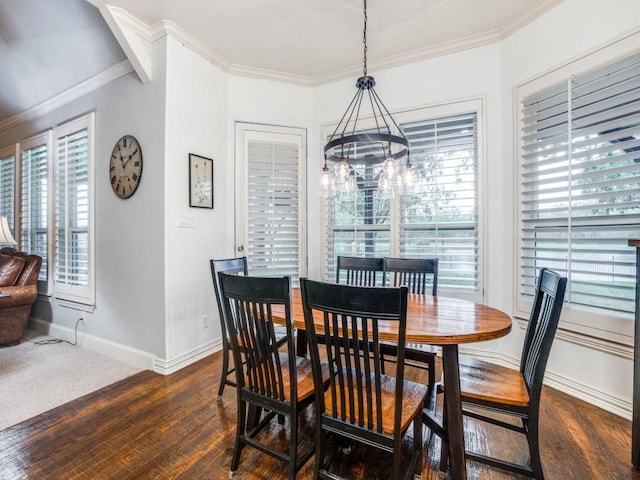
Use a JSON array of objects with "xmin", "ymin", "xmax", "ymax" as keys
[
  {"xmin": 519, "ymin": 52, "xmax": 640, "ymax": 319},
  {"xmin": 324, "ymin": 107, "xmax": 480, "ymax": 294},
  {"xmin": 0, "ymin": 150, "xmax": 15, "ymax": 230},
  {"xmin": 20, "ymin": 134, "xmax": 49, "ymax": 283},
  {"xmin": 3, "ymin": 113, "xmax": 95, "ymax": 306},
  {"xmin": 54, "ymin": 115, "xmax": 94, "ymax": 304},
  {"xmin": 400, "ymin": 114, "xmax": 478, "ymax": 290},
  {"xmin": 236, "ymin": 124, "xmax": 306, "ymax": 282}
]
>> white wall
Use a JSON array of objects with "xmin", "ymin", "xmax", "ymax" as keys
[
  {"xmin": 499, "ymin": 0, "xmax": 640, "ymax": 418},
  {"xmin": 162, "ymin": 37, "xmax": 230, "ymax": 366}
]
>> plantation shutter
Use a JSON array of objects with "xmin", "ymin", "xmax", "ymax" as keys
[
  {"xmin": 0, "ymin": 152, "xmax": 15, "ymax": 230},
  {"xmin": 54, "ymin": 120, "xmax": 92, "ymax": 304},
  {"xmin": 400, "ymin": 113, "xmax": 478, "ymax": 291},
  {"xmin": 242, "ymin": 127, "xmax": 305, "ymax": 282},
  {"xmin": 520, "ymin": 52, "xmax": 640, "ymax": 316},
  {"xmin": 20, "ymin": 138, "xmax": 49, "ymax": 282}
]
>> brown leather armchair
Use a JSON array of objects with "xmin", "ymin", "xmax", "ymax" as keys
[{"xmin": 0, "ymin": 247, "xmax": 43, "ymax": 346}]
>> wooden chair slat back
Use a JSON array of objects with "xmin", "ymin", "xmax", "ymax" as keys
[
  {"xmin": 220, "ymin": 273, "xmax": 294, "ymax": 402},
  {"xmin": 520, "ymin": 268, "xmax": 567, "ymax": 399},
  {"xmin": 210, "ymin": 257, "xmax": 248, "ymax": 342},
  {"xmin": 336, "ymin": 256, "xmax": 385, "ymax": 286},
  {"xmin": 383, "ymin": 257, "xmax": 438, "ymax": 295},
  {"xmin": 300, "ymin": 279, "xmax": 408, "ymax": 434}
]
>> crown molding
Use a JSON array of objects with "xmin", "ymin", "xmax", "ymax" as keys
[
  {"xmin": 157, "ymin": 19, "xmax": 232, "ymax": 73},
  {"xmin": 315, "ymin": 30, "xmax": 503, "ymax": 86},
  {"xmin": 0, "ymin": 60, "xmax": 134, "ymax": 132},
  {"xmin": 91, "ymin": 1, "xmax": 564, "ymax": 88},
  {"xmin": 499, "ymin": 0, "xmax": 565, "ymax": 40}
]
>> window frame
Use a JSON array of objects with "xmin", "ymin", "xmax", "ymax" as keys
[
  {"xmin": 321, "ymin": 98, "xmax": 486, "ymax": 303},
  {"xmin": 0, "ymin": 112, "xmax": 96, "ymax": 310},
  {"xmin": 234, "ymin": 122, "xmax": 308, "ymax": 283},
  {"xmin": 515, "ymin": 31, "xmax": 640, "ymax": 350},
  {"xmin": 52, "ymin": 113, "xmax": 96, "ymax": 307}
]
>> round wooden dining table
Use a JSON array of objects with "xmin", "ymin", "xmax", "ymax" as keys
[{"xmin": 281, "ymin": 288, "xmax": 513, "ymax": 480}]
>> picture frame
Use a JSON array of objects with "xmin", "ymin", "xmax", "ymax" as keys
[{"xmin": 189, "ymin": 153, "xmax": 214, "ymax": 209}]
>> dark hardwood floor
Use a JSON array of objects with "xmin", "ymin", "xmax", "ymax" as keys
[{"xmin": 0, "ymin": 350, "xmax": 637, "ymax": 479}]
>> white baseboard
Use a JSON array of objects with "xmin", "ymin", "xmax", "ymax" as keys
[
  {"xmin": 459, "ymin": 345, "xmax": 632, "ymax": 421},
  {"xmin": 29, "ymin": 317, "xmax": 225, "ymax": 376},
  {"xmin": 153, "ymin": 339, "xmax": 223, "ymax": 375},
  {"xmin": 30, "ymin": 317, "xmax": 157, "ymax": 371}
]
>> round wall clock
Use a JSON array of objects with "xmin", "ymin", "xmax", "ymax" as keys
[{"xmin": 109, "ymin": 135, "xmax": 143, "ymax": 199}]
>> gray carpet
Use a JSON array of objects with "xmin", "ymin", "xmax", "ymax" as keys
[{"xmin": 0, "ymin": 330, "xmax": 141, "ymax": 430}]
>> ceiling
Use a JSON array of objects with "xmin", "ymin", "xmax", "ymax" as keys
[{"xmin": 0, "ymin": 0, "xmax": 563, "ymax": 124}]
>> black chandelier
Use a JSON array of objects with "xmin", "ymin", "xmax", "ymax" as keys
[{"xmin": 322, "ymin": 0, "xmax": 412, "ymax": 195}]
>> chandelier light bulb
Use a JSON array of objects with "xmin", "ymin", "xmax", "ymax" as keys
[
  {"xmin": 383, "ymin": 158, "xmax": 396, "ymax": 178},
  {"xmin": 337, "ymin": 160, "xmax": 350, "ymax": 180},
  {"xmin": 321, "ymin": 164, "xmax": 333, "ymax": 190},
  {"xmin": 402, "ymin": 163, "xmax": 414, "ymax": 186}
]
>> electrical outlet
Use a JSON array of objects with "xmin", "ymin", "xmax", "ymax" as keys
[{"xmin": 201, "ymin": 314, "xmax": 209, "ymax": 329}]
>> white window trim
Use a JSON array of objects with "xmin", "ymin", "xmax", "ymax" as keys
[
  {"xmin": 514, "ymin": 29, "xmax": 640, "ymax": 357},
  {"xmin": 52, "ymin": 113, "xmax": 96, "ymax": 307},
  {"xmin": 320, "ymin": 97, "xmax": 486, "ymax": 304}
]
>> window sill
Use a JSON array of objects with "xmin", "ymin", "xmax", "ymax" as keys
[{"xmin": 55, "ymin": 297, "xmax": 95, "ymax": 313}]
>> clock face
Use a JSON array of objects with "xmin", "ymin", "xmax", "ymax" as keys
[{"xmin": 109, "ymin": 135, "xmax": 143, "ymax": 199}]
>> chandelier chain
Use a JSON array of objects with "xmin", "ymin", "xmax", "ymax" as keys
[{"xmin": 362, "ymin": 0, "xmax": 368, "ymax": 75}]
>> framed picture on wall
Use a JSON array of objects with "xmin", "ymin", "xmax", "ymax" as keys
[{"xmin": 189, "ymin": 153, "xmax": 214, "ymax": 209}]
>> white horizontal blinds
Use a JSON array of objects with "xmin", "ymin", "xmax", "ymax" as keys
[
  {"xmin": 324, "ymin": 161, "xmax": 391, "ymax": 282},
  {"xmin": 400, "ymin": 114, "xmax": 478, "ymax": 291},
  {"xmin": 0, "ymin": 153, "xmax": 15, "ymax": 230},
  {"xmin": 568, "ymin": 53, "xmax": 640, "ymax": 315},
  {"xmin": 521, "ymin": 52, "xmax": 640, "ymax": 317},
  {"xmin": 55, "ymin": 127, "xmax": 89, "ymax": 290},
  {"xmin": 20, "ymin": 141, "xmax": 48, "ymax": 281},
  {"xmin": 521, "ymin": 82, "xmax": 570, "ymax": 296},
  {"xmin": 246, "ymin": 138, "xmax": 300, "ymax": 280}
]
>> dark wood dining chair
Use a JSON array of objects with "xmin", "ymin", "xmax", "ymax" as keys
[
  {"xmin": 210, "ymin": 257, "xmax": 287, "ymax": 398},
  {"xmin": 219, "ymin": 273, "xmax": 326, "ymax": 480},
  {"xmin": 437, "ymin": 267, "xmax": 567, "ymax": 480},
  {"xmin": 381, "ymin": 257, "xmax": 439, "ymax": 405},
  {"xmin": 335, "ymin": 255, "xmax": 385, "ymax": 286},
  {"xmin": 300, "ymin": 278, "xmax": 427, "ymax": 480},
  {"xmin": 384, "ymin": 257, "xmax": 438, "ymax": 295}
]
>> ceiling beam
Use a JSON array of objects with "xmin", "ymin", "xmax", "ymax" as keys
[{"xmin": 99, "ymin": 5, "xmax": 152, "ymax": 84}]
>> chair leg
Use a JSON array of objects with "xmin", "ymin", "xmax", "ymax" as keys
[
  {"xmin": 426, "ymin": 359, "xmax": 436, "ymax": 409},
  {"xmin": 314, "ymin": 426, "xmax": 326, "ymax": 479},
  {"xmin": 288, "ymin": 412, "xmax": 298, "ymax": 480},
  {"xmin": 218, "ymin": 342, "xmax": 230, "ymax": 399},
  {"xmin": 230, "ymin": 399, "xmax": 247, "ymax": 477},
  {"xmin": 413, "ymin": 417, "xmax": 423, "ymax": 479},
  {"xmin": 527, "ymin": 418, "xmax": 545, "ymax": 480},
  {"xmin": 439, "ymin": 395, "xmax": 448, "ymax": 473}
]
